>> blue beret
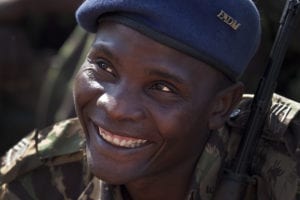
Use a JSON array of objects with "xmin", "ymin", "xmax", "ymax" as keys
[{"xmin": 76, "ymin": 0, "xmax": 261, "ymax": 81}]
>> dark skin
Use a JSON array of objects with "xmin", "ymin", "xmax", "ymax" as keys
[{"xmin": 73, "ymin": 21, "xmax": 244, "ymax": 200}]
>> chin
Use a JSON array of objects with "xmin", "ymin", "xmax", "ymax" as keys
[{"xmin": 86, "ymin": 144, "xmax": 144, "ymax": 185}]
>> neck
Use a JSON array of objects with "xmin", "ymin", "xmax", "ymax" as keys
[{"xmin": 124, "ymin": 158, "xmax": 199, "ymax": 200}]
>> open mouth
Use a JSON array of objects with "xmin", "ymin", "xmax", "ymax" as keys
[{"xmin": 98, "ymin": 127, "xmax": 148, "ymax": 148}]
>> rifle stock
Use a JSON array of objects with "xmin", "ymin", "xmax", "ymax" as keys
[{"xmin": 213, "ymin": 0, "xmax": 300, "ymax": 199}]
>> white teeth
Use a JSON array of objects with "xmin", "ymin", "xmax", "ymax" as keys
[
  {"xmin": 120, "ymin": 140, "xmax": 126, "ymax": 146},
  {"xmin": 113, "ymin": 138, "xmax": 120, "ymax": 145},
  {"xmin": 98, "ymin": 128, "xmax": 147, "ymax": 148},
  {"xmin": 106, "ymin": 134, "xmax": 112, "ymax": 142}
]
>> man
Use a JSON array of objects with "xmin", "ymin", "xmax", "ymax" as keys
[{"xmin": 1, "ymin": 0, "xmax": 299, "ymax": 199}]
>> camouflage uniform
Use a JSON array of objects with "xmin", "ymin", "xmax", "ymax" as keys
[{"xmin": 1, "ymin": 94, "xmax": 300, "ymax": 200}]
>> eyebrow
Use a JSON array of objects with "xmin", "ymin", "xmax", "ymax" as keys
[
  {"xmin": 91, "ymin": 42, "xmax": 120, "ymax": 64},
  {"xmin": 91, "ymin": 42, "xmax": 185, "ymax": 85},
  {"xmin": 146, "ymin": 69, "xmax": 185, "ymax": 84}
]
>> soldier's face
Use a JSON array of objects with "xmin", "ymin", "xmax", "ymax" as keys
[{"xmin": 73, "ymin": 22, "xmax": 223, "ymax": 184}]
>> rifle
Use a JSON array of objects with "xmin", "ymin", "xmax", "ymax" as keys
[{"xmin": 213, "ymin": 0, "xmax": 300, "ymax": 199}]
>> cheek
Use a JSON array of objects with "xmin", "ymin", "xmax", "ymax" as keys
[
  {"xmin": 73, "ymin": 70, "xmax": 104, "ymax": 109},
  {"xmin": 153, "ymin": 104, "xmax": 209, "ymax": 140},
  {"xmin": 154, "ymin": 100, "xmax": 213, "ymax": 158},
  {"xmin": 170, "ymin": 108, "xmax": 211, "ymax": 155},
  {"xmin": 152, "ymin": 107, "xmax": 210, "ymax": 168}
]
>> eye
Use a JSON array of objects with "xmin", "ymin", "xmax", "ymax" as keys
[
  {"xmin": 98, "ymin": 61, "xmax": 113, "ymax": 73},
  {"xmin": 88, "ymin": 58, "xmax": 116, "ymax": 77},
  {"xmin": 150, "ymin": 82, "xmax": 175, "ymax": 93},
  {"xmin": 96, "ymin": 60, "xmax": 115, "ymax": 75}
]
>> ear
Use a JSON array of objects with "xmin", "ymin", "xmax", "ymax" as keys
[{"xmin": 208, "ymin": 82, "xmax": 244, "ymax": 130}]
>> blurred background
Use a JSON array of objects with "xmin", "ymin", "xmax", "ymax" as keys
[{"xmin": 0, "ymin": 0, "xmax": 300, "ymax": 155}]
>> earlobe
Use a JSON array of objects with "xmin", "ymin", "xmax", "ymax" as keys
[{"xmin": 208, "ymin": 82, "xmax": 244, "ymax": 130}]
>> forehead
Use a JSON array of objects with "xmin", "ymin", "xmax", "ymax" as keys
[{"xmin": 93, "ymin": 21, "xmax": 222, "ymax": 85}]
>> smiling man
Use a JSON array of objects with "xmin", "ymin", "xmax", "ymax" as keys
[
  {"xmin": 74, "ymin": 20, "xmax": 243, "ymax": 200},
  {"xmin": 1, "ymin": 0, "xmax": 300, "ymax": 200}
]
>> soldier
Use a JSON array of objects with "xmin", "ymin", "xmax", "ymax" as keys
[{"xmin": 1, "ymin": 0, "xmax": 300, "ymax": 200}]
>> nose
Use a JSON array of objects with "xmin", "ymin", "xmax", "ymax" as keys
[{"xmin": 96, "ymin": 85, "xmax": 146, "ymax": 121}]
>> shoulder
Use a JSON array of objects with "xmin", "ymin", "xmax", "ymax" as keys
[
  {"xmin": 228, "ymin": 93, "xmax": 300, "ymax": 141},
  {"xmin": 0, "ymin": 118, "xmax": 90, "ymax": 199},
  {"xmin": 225, "ymin": 93, "xmax": 300, "ymax": 199},
  {"xmin": 37, "ymin": 117, "xmax": 86, "ymax": 159}
]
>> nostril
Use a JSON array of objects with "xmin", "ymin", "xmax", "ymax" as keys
[{"xmin": 96, "ymin": 93, "xmax": 146, "ymax": 121}]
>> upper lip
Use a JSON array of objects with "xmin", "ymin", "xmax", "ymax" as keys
[{"xmin": 90, "ymin": 118, "xmax": 150, "ymax": 141}]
